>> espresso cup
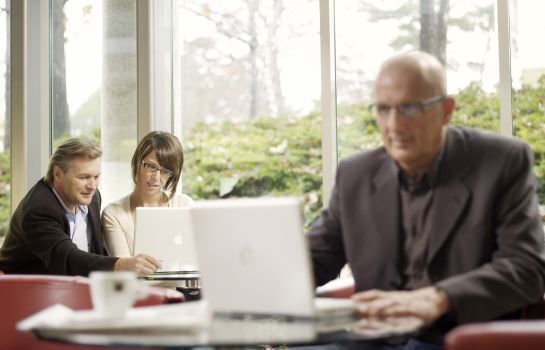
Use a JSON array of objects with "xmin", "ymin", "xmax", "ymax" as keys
[{"xmin": 89, "ymin": 271, "xmax": 146, "ymax": 318}]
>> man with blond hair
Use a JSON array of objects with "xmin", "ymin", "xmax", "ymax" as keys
[{"xmin": 0, "ymin": 138, "xmax": 161, "ymax": 276}]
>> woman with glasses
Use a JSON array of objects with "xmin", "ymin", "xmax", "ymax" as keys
[{"xmin": 102, "ymin": 131, "xmax": 193, "ymax": 258}]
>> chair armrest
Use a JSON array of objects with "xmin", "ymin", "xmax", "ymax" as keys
[
  {"xmin": 315, "ymin": 276, "xmax": 355, "ymax": 299},
  {"xmin": 446, "ymin": 320, "xmax": 545, "ymax": 350}
]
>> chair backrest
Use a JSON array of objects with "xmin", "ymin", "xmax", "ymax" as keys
[
  {"xmin": 0, "ymin": 274, "xmax": 183, "ymax": 350},
  {"xmin": 445, "ymin": 320, "xmax": 545, "ymax": 350}
]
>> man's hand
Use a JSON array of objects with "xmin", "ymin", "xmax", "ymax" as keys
[
  {"xmin": 113, "ymin": 253, "xmax": 162, "ymax": 277},
  {"xmin": 352, "ymin": 286, "xmax": 450, "ymax": 324}
]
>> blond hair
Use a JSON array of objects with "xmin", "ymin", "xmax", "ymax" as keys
[{"xmin": 45, "ymin": 138, "xmax": 102, "ymax": 185}]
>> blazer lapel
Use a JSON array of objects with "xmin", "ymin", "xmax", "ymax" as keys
[
  {"xmin": 370, "ymin": 158, "xmax": 401, "ymax": 259},
  {"xmin": 427, "ymin": 127, "xmax": 471, "ymax": 263},
  {"xmin": 88, "ymin": 196, "xmax": 104, "ymax": 254}
]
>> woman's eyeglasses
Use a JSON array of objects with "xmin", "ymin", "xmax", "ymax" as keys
[{"xmin": 142, "ymin": 161, "xmax": 175, "ymax": 178}]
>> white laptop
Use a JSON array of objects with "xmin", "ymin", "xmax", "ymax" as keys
[
  {"xmin": 133, "ymin": 207, "xmax": 199, "ymax": 274},
  {"xmin": 191, "ymin": 197, "xmax": 357, "ymax": 321}
]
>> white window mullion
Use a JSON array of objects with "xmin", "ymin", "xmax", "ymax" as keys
[
  {"xmin": 152, "ymin": 0, "xmax": 173, "ymax": 133},
  {"xmin": 497, "ymin": 0, "xmax": 513, "ymax": 136},
  {"xmin": 10, "ymin": 0, "xmax": 50, "ymax": 212},
  {"xmin": 320, "ymin": 0, "xmax": 338, "ymax": 207},
  {"xmin": 136, "ymin": 0, "xmax": 153, "ymax": 140},
  {"xmin": 137, "ymin": 0, "xmax": 173, "ymax": 140}
]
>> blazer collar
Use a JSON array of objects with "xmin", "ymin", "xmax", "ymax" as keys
[
  {"xmin": 87, "ymin": 192, "xmax": 103, "ymax": 254},
  {"xmin": 426, "ymin": 126, "xmax": 471, "ymax": 262},
  {"xmin": 370, "ymin": 154, "xmax": 402, "ymax": 267},
  {"xmin": 369, "ymin": 126, "xmax": 471, "ymax": 265}
]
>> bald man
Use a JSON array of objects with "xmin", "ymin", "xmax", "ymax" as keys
[{"xmin": 309, "ymin": 51, "xmax": 545, "ymax": 348}]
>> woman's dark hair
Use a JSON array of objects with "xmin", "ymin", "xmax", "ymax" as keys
[{"xmin": 131, "ymin": 131, "xmax": 184, "ymax": 200}]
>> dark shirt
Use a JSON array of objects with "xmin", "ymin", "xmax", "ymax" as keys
[{"xmin": 395, "ymin": 151, "xmax": 443, "ymax": 290}]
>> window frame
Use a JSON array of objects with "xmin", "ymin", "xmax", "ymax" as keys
[{"xmin": 10, "ymin": 0, "xmax": 514, "ymax": 210}]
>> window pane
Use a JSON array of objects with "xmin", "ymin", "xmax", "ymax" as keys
[
  {"xmin": 0, "ymin": 0, "xmax": 9, "ymax": 241},
  {"xmin": 335, "ymin": 0, "xmax": 499, "ymax": 160},
  {"xmin": 173, "ymin": 0, "xmax": 322, "ymax": 227},
  {"xmin": 510, "ymin": 0, "xmax": 545, "ymax": 206},
  {"xmin": 52, "ymin": 0, "xmax": 137, "ymax": 205}
]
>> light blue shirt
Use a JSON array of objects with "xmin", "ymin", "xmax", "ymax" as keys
[{"xmin": 52, "ymin": 188, "xmax": 91, "ymax": 252}]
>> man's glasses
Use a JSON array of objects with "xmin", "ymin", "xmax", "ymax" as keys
[
  {"xmin": 142, "ymin": 161, "xmax": 175, "ymax": 178},
  {"xmin": 369, "ymin": 95, "xmax": 446, "ymax": 119}
]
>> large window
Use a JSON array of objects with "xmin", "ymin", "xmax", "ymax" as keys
[
  {"xmin": 51, "ymin": 0, "xmax": 137, "ymax": 205},
  {"xmin": 3, "ymin": 0, "xmax": 543, "ymax": 243},
  {"xmin": 510, "ymin": 0, "xmax": 545, "ymax": 207},
  {"xmin": 335, "ymin": 0, "xmax": 499, "ymax": 161},
  {"xmin": 173, "ymin": 0, "xmax": 323, "ymax": 226}
]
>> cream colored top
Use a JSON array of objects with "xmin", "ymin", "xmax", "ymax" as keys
[{"xmin": 102, "ymin": 193, "xmax": 194, "ymax": 257}]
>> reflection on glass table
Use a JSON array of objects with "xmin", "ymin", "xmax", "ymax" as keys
[
  {"xmin": 18, "ymin": 301, "xmax": 423, "ymax": 348},
  {"xmin": 140, "ymin": 271, "xmax": 202, "ymax": 301}
]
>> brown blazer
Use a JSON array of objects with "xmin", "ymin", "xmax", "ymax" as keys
[{"xmin": 310, "ymin": 126, "xmax": 545, "ymax": 328}]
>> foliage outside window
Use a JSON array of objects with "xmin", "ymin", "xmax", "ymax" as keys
[
  {"xmin": 510, "ymin": 0, "xmax": 545, "ymax": 214},
  {"xmin": 51, "ymin": 0, "xmax": 137, "ymax": 208},
  {"xmin": 336, "ymin": 0, "xmax": 499, "ymax": 162},
  {"xmin": 182, "ymin": 0, "xmax": 545, "ymax": 231},
  {"xmin": 184, "ymin": 75, "xmax": 545, "ymax": 230},
  {"xmin": 175, "ymin": 0, "xmax": 323, "ymax": 227},
  {"xmin": 1, "ymin": 0, "xmax": 544, "ymax": 240}
]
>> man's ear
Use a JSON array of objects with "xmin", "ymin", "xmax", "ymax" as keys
[
  {"xmin": 53, "ymin": 165, "xmax": 64, "ymax": 182},
  {"xmin": 442, "ymin": 97, "xmax": 456, "ymax": 124}
]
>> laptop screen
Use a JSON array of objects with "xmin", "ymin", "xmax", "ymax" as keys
[
  {"xmin": 191, "ymin": 197, "xmax": 317, "ymax": 317},
  {"xmin": 133, "ymin": 207, "xmax": 199, "ymax": 273}
]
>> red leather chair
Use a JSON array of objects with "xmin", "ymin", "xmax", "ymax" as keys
[
  {"xmin": 445, "ymin": 320, "xmax": 545, "ymax": 350},
  {"xmin": 0, "ymin": 274, "xmax": 184, "ymax": 350}
]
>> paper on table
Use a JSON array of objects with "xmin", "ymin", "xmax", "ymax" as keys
[{"xmin": 17, "ymin": 300, "xmax": 209, "ymax": 334}]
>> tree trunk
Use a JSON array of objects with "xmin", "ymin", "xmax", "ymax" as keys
[
  {"xmin": 420, "ymin": 0, "xmax": 448, "ymax": 65},
  {"xmin": 51, "ymin": 0, "xmax": 70, "ymax": 139},
  {"xmin": 435, "ymin": 0, "xmax": 449, "ymax": 65},
  {"xmin": 419, "ymin": 0, "xmax": 434, "ymax": 56}
]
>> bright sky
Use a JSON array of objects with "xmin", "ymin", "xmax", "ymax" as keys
[
  {"xmin": 516, "ymin": 1, "xmax": 545, "ymax": 69},
  {"xmin": 64, "ymin": 0, "xmax": 103, "ymax": 115}
]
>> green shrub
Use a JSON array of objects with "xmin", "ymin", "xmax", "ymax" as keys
[
  {"xmin": 0, "ymin": 79, "xmax": 544, "ymax": 238},
  {"xmin": 183, "ymin": 113, "xmax": 324, "ymax": 229}
]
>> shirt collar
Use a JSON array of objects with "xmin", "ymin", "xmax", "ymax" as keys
[
  {"xmin": 390, "ymin": 142, "xmax": 446, "ymax": 191},
  {"xmin": 51, "ymin": 187, "xmax": 89, "ymax": 217}
]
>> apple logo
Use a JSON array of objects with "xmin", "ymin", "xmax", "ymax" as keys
[
  {"xmin": 173, "ymin": 234, "xmax": 184, "ymax": 245},
  {"xmin": 239, "ymin": 244, "xmax": 255, "ymax": 266}
]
